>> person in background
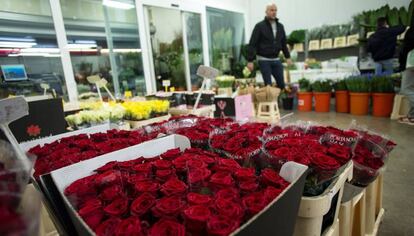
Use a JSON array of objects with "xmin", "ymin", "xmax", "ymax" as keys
[
  {"xmin": 367, "ymin": 17, "xmax": 406, "ymax": 75},
  {"xmin": 246, "ymin": 3, "xmax": 292, "ymax": 90},
  {"xmin": 398, "ymin": 16, "xmax": 414, "ymax": 125}
]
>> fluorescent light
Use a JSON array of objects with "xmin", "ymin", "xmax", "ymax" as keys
[
  {"xmin": 101, "ymin": 48, "xmax": 142, "ymax": 53},
  {"xmin": 20, "ymin": 48, "xmax": 60, "ymax": 53},
  {"xmin": 67, "ymin": 43, "xmax": 97, "ymax": 49},
  {"xmin": 103, "ymin": 0, "xmax": 134, "ymax": 9},
  {"xmin": 0, "ymin": 37, "xmax": 35, "ymax": 42},
  {"xmin": 0, "ymin": 42, "xmax": 37, "ymax": 48}
]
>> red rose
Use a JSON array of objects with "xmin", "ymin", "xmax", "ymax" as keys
[
  {"xmin": 213, "ymin": 198, "xmax": 244, "ymax": 220},
  {"xmin": 100, "ymin": 185, "xmax": 124, "ymax": 201},
  {"xmin": 186, "ymin": 159, "xmax": 207, "ymax": 170},
  {"xmin": 0, "ymin": 206, "xmax": 27, "ymax": 235},
  {"xmin": 209, "ymin": 172, "xmax": 235, "ymax": 190},
  {"xmin": 198, "ymin": 155, "xmax": 216, "ymax": 166},
  {"xmin": 160, "ymin": 178, "xmax": 188, "ymax": 196},
  {"xmin": 64, "ymin": 175, "xmax": 97, "ymax": 207},
  {"xmin": 234, "ymin": 168, "xmax": 256, "ymax": 182},
  {"xmin": 311, "ymin": 153, "xmax": 340, "ymax": 171},
  {"xmin": 95, "ymin": 161, "xmax": 118, "ymax": 173},
  {"xmin": 239, "ymin": 180, "xmax": 259, "ymax": 194},
  {"xmin": 187, "ymin": 193, "xmax": 212, "ymax": 205},
  {"xmin": 161, "ymin": 148, "xmax": 182, "ymax": 160},
  {"xmin": 183, "ymin": 205, "xmax": 211, "ymax": 232},
  {"xmin": 207, "ymin": 216, "xmax": 240, "ymax": 236},
  {"xmin": 95, "ymin": 170, "xmax": 122, "ymax": 187},
  {"xmin": 327, "ymin": 144, "xmax": 351, "ymax": 164},
  {"xmin": 134, "ymin": 181, "xmax": 160, "ymax": 195},
  {"xmin": 103, "ymin": 197, "xmax": 129, "ymax": 216},
  {"xmin": 133, "ymin": 162, "xmax": 153, "ymax": 173},
  {"xmin": 95, "ymin": 217, "xmax": 122, "ymax": 236},
  {"xmin": 172, "ymin": 156, "xmax": 191, "ymax": 172},
  {"xmin": 152, "ymin": 196, "xmax": 187, "ymax": 218},
  {"xmin": 149, "ymin": 219, "xmax": 186, "ymax": 236},
  {"xmin": 272, "ymin": 147, "xmax": 291, "ymax": 159},
  {"xmin": 128, "ymin": 173, "xmax": 151, "ymax": 184},
  {"xmin": 78, "ymin": 199, "xmax": 104, "ymax": 230},
  {"xmin": 154, "ymin": 159, "xmax": 172, "ymax": 170},
  {"xmin": 188, "ymin": 168, "xmax": 211, "ymax": 186},
  {"xmin": 242, "ymin": 192, "xmax": 267, "ymax": 216},
  {"xmin": 263, "ymin": 186, "xmax": 283, "ymax": 204},
  {"xmin": 260, "ymin": 168, "xmax": 289, "ymax": 189},
  {"xmin": 156, "ymin": 169, "xmax": 176, "ymax": 182},
  {"xmin": 114, "ymin": 217, "xmax": 143, "ymax": 236},
  {"xmin": 215, "ymin": 188, "xmax": 240, "ymax": 201},
  {"xmin": 130, "ymin": 192, "xmax": 156, "ymax": 216}
]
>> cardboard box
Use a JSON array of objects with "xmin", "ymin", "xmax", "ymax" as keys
[
  {"xmin": 334, "ymin": 36, "xmax": 347, "ymax": 48},
  {"xmin": 308, "ymin": 40, "xmax": 320, "ymax": 51},
  {"xmin": 347, "ymin": 34, "xmax": 359, "ymax": 46},
  {"xmin": 320, "ymin": 38, "xmax": 333, "ymax": 49},
  {"xmin": 41, "ymin": 135, "xmax": 308, "ymax": 236},
  {"xmin": 19, "ymin": 123, "xmax": 111, "ymax": 152}
]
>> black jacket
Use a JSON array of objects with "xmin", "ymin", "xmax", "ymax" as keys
[
  {"xmin": 399, "ymin": 25, "xmax": 414, "ymax": 71},
  {"xmin": 247, "ymin": 17, "xmax": 290, "ymax": 62},
  {"xmin": 367, "ymin": 26, "xmax": 406, "ymax": 62}
]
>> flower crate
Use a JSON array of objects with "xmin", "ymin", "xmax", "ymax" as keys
[
  {"xmin": 294, "ymin": 161, "xmax": 353, "ymax": 236},
  {"xmin": 40, "ymin": 135, "xmax": 309, "ymax": 236}
]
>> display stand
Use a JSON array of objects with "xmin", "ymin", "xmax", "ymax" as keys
[{"xmin": 87, "ymin": 75, "xmax": 115, "ymax": 101}]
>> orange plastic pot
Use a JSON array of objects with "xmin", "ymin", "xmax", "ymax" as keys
[
  {"xmin": 313, "ymin": 92, "xmax": 331, "ymax": 112},
  {"xmin": 297, "ymin": 92, "xmax": 313, "ymax": 112},
  {"xmin": 349, "ymin": 92, "xmax": 370, "ymax": 115},
  {"xmin": 335, "ymin": 91, "xmax": 349, "ymax": 113},
  {"xmin": 372, "ymin": 93, "xmax": 395, "ymax": 117}
]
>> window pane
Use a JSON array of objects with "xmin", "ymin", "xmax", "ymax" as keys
[
  {"xmin": 60, "ymin": 0, "xmax": 145, "ymax": 98},
  {"xmin": 0, "ymin": 0, "xmax": 67, "ymax": 100},
  {"xmin": 184, "ymin": 12, "xmax": 204, "ymax": 90},
  {"xmin": 207, "ymin": 7, "xmax": 245, "ymax": 75}
]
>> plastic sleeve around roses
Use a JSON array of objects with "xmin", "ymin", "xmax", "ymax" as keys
[
  {"xmin": 0, "ymin": 140, "xmax": 35, "ymax": 196},
  {"xmin": 262, "ymin": 124, "xmax": 283, "ymax": 140},
  {"xmin": 280, "ymin": 120, "xmax": 312, "ymax": 133},
  {"xmin": 350, "ymin": 160, "xmax": 386, "ymax": 187},
  {"xmin": 260, "ymin": 138, "xmax": 288, "ymax": 170},
  {"xmin": 163, "ymin": 117, "xmax": 199, "ymax": 134},
  {"xmin": 319, "ymin": 131, "xmax": 360, "ymax": 153},
  {"xmin": 348, "ymin": 120, "xmax": 396, "ymax": 155},
  {"xmin": 207, "ymin": 127, "xmax": 229, "ymax": 156}
]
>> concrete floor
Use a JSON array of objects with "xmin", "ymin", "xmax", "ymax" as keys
[{"xmin": 284, "ymin": 111, "xmax": 414, "ymax": 235}]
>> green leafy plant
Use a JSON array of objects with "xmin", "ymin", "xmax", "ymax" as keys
[
  {"xmin": 298, "ymin": 78, "xmax": 312, "ymax": 92},
  {"xmin": 215, "ymin": 75, "xmax": 235, "ymax": 88},
  {"xmin": 388, "ymin": 7, "xmax": 400, "ymax": 26},
  {"xmin": 399, "ymin": 6, "xmax": 409, "ymax": 26},
  {"xmin": 308, "ymin": 28, "xmax": 322, "ymax": 41},
  {"xmin": 371, "ymin": 75, "xmax": 395, "ymax": 93},
  {"xmin": 311, "ymin": 80, "xmax": 333, "ymax": 92},
  {"xmin": 333, "ymin": 80, "xmax": 347, "ymax": 91},
  {"xmin": 345, "ymin": 76, "xmax": 371, "ymax": 93},
  {"xmin": 287, "ymin": 30, "xmax": 306, "ymax": 45}
]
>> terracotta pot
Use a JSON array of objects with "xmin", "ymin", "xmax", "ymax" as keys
[
  {"xmin": 297, "ymin": 92, "xmax": 313, "ymax": 112},
  {"xmin": 372, "ymin": 93, "xmax": 395, "ymax": 117},
  {"xmin": 349, "ymin": 92, "xmax": 370, "ymax": 115},
  {"xmin": 313, "ymin": 92, "xmax": 331, "ymax": 112},
  {"xmin": 335, "ymin": 91, "xmax": 349, "ymax": 113}
]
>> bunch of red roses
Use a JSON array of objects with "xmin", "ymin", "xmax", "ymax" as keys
[
  {"xmin": 29, "ymin": 129, "xmax": 151, "ymax": 178},
  {"xmin": 64, "ymin": 148, "xmax": 289, "ymax": 236},
  {"xmin": 210, "ymin": 122, "xmax": 269, "ymax": 160}
]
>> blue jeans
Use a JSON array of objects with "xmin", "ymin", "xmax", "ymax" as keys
[
  {"xmin": 374, "ymin": 59, "xmax": 394, "ymax": 75},
  {"xmin": 258, "ymin": 60, "xmax": 285, "ymax": 88}
]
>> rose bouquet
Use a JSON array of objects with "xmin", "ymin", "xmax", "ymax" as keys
[
  {"xmin": 209, "ymin": 122, "xmax": 269, "ymax": 164},
  {"xmin": 64, "ymin": 148, "xmax": 290, "ymax": 236},
  {"xmin": 349, "ymin": 128, "xmax": 396, "ymax": 187},
  {"xmin": 0, "ymin": 140, "xmax": 39, "ymax": 235},
  {"xmin": 28, "ymin": 129, "xmax": 151, "ymax": 178}
]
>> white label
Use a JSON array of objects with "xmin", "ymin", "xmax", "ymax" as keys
[
  {"xmin": 298, "ymin": 99, "xmax": 304, "ymax": 106},
  {"xmin": 162, "ymin": 80, "xmax": 171, "ymax": 87},
  {"xmin": 0, "ymin": 97, "xmax": 29, "ymax": 124},
  {"xmin": 196, "ymin": 65, "xmax": 219, "ymax": 79},
  {"xmin": 86, "ymin": 75, "xmax": 101, "ymax": 84}
]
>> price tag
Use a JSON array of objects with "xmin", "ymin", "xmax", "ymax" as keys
[
  {"xmin": 196, "ymin": 65, "xmax": 219, "ymax": 79},
  {"xmin": 308, "ymin": 40, "xmax": 320, "ymax": 51},
  {"xmin": 320, "ymin": 39, "xmax": 333, "ymax": 49},
  {"xmin": 162, "ymin": 80, "xmax": 171, "ymax": 87},
  {"xmin": 334, "ymin": 37, "xmax": 346, "ymax": 48},
  {"xmin": 87, "ymin": 75, "xmax": 101, "ymax": 84},
  {"xmin": 347, "ymin": 34, "xmax": 359, "ymax": 46}
]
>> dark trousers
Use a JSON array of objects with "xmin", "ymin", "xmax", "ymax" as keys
[{"xmin": 258, "ymin": 60, "xmax": 285, "ymax": 88}]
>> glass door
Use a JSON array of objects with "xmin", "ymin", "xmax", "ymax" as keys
[{"xmin": 143, "ymin": 5, "xmax": 204, "ymax": 91}]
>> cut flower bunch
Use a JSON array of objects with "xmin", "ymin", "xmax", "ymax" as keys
[{"xmin": 64, "ymin": 148, "xmax": 290, "ymax": 236}]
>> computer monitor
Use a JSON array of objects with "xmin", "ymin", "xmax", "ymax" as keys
[{"xmin": 1, "ymin": 64, "xmax": 28, "ymax": 82}]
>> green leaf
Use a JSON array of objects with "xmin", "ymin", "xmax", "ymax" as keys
[
  {"xmin": 371, "ymin": 75, "xmax": 395, "ymax": 93},
  {"xmin": 311, "ymin": 80, "xmax": 333, "ymax": 92},
  {"xmin": 298, "ymin": 78, "xmax": 312, "ymax": 92}
]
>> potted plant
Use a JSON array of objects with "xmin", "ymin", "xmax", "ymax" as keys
[
  {"xmin": 311, "ymin": 80, "xmax": 332, "ymax": 112},
  {"xmin": 334, "ymin": 80, "xmax": 349, "ymax": 113},
  {"xmin": 280, "ymin": 84, "xmax": 297, "ymax": 110},
  {"xmin": 345, "ymin": 76, "xmax": 371, "ymax": 115},
  {"xmin": 297, "ymin": 78, "xmax": 312, "ymax": 112},
  {"xmin": 371, "ymin": 75, "xmax": 395, "ymax": 117},
  {"xmin": 215, "ymin": 75, "xmax": 235, "ymax": 96}
]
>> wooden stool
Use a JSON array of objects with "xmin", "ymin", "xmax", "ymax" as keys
[
  {"xmin": 257, "ymin": 101, "xmax": 281, "ymax": 122},
  {"xmin": 390, "ymin": 94, "xmax": 410, "ymax": 120}
]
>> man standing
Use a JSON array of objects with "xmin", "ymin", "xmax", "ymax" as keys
[
  {"xmin": 367, "ymin": 17, "xmax": 405, "ymax": 75},
  {"xmin": 247, "ymin": 3, "xmax": 291, "ymax": 89}
]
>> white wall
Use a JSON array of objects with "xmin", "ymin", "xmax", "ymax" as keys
[{"xmin": 248, "ymin": 0, "xmax": 410, "ymax": 35}]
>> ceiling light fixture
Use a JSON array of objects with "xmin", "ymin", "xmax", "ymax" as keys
[{"xmin": 102, "ymin": 0, "xmax": 135, "ymax": 10}]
